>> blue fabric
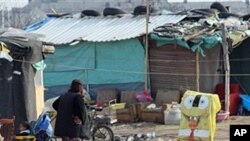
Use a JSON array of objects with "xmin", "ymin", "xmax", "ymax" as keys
[
  {"xmin": 33, "ymin": 112, "xmax": 53, "ymax": 137},
  {"xmin": 88, "ymin": 39, "xmax": 145, "ymax": 84},
  {"xmin": 135, "ymin": 91, "xmax": 153, "ymax": 103},
  {"xmin": 32, "ymin": 60, "xmax": 46, "ymax": 70},
  {"xmin": 44, "ymin": 70, "xmax": 85, "ymax": 86},
  {"xmin": 240, "ymin": 94, "xmax": 250, "ymax": 112},
  {"xmin": 44, "ymin": 42, "xmax": 95, "ymax": 86},
  {"xmin": 44, "ymin": 39, "xmax": 145, "ymax": 86},
  {"xmin": 45, "ymin": 43, "xmax": 95, "ymax": 72},
  {"xmin": 24, "ymin": 17, "xmax": 53, "ymax": 32}
]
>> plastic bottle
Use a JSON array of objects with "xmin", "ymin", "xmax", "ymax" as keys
[
  {"xmin": 146, "ymin": 132, "xmax": 156, "ymax": 139},
  {"xmin": 151, "ymin": 132, "xmax": 156, "ymax": 138},
  {"xmin": 164, "ymin": 109, "xmax": 170, "ymax": 124},
  {"xmin": 127, "ymin": 136, "xmax": 134, "ymax": 141}
]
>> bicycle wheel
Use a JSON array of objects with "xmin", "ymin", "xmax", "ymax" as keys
[{"xmin": 92, "ymin": 125, "xmax": 114, "ymax": 141}]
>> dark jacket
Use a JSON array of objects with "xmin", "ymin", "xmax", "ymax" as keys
[{"xmin": 52, "ymin": 92, "xmax": 90, "ymax": 139}]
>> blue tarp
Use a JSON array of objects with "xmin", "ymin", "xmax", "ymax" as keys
[
  {"xmin": 44, "ymin": 39, "xmax": 145, "ymax": 86},
  {"xmin": 45, "ymin": 82, "xmax": 144, "ymax": 100},
  {"xmin": 24, "ymin": 17, "xmax": 53, "ymax": 32},
  {"xmin": 45, "ymin": 43, "xmax": 95, "ymax": 72}
]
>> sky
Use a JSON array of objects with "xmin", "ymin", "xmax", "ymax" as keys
[
  {"xmin": 0, "ymin": 0, "xmax": 28, "ymax": 10},
  {"xmin": 0, "ymin": 0, "xmax": 246, "ymax": 10}
]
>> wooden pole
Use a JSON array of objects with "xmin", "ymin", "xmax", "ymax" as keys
[
  {"xmin": 184, "ymin": 28, "xmax": 209, "ymax": 42},
  {"xmin": 221, "ymin": 23, "xmax": 230, "ymax": 117},
  {"xmin": 145, "ymin": 0, "xmax": 150, "ymax": 90},
  {"xmin": 196, "ymin": 52, "xmax": 200, "ymax": 92}
]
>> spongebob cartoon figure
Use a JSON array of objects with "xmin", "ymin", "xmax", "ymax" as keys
[{"xmin": 178, "ymin": 90, "xmax": 221, "ymax": 141}]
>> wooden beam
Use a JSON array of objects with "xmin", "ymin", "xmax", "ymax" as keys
[
  {"xmin": 145, "ymin": 0, "xmax": 150, "ymax": 90},
  {"xmin": 221, "ymin": 23, "xmax": 230, "ymax": 118},
  {"xmin": 183, "ymin": 28, "xmax": 209, "ymax": 42},
  {"xmin": 196, "ymin": 52, "xmax": 200, "ymax": 92}
]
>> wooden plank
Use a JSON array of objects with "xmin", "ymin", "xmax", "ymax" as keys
[
  {"xmin": 149, "ymin": 45, "xmax": 196, "ymax": 96},
  {"xmin": 196, "ymin": 52, "xmax": 200, "ymax": 92},
  {"xmin": 221, "ymin": 23, "xmax": 230, "ymax": 117}
]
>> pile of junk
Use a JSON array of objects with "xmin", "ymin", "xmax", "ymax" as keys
[{"xmin": 153, "ymin": 2, "xmax": 250, "ymax": 56}]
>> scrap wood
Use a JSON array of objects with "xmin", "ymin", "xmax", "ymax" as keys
[
  {"xmin": 50, "ymin": 8, "xmax": 57, "ymax": 14},
  {"xmin": 174, "ymin": 8, "xmax": 193, "ymax": 15},
  {"xmin": 183, "ymin": 28, "xmax": 210, "ymax": 42}
]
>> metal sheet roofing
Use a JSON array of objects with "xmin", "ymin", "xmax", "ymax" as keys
[{"xmin": 31, "ymin": 15, "xmax": 186, "ymax": 44}]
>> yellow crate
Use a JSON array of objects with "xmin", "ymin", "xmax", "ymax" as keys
[{"xmin": 110, "ymin": 103, "xmax": 126, "ymax": 110}]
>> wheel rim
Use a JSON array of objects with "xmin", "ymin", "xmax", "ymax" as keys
[{"xmin": 93, "ymin": 127, "xmax": 113, "ymax": 141}]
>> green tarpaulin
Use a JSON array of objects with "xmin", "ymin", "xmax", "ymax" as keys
[
  {"xmin": 151, "ymin": 33, "xmax": 222, "ymax": 56},
  {"xmin": 44, "ymin": 39, "xmax": 145, "ymax": 86}
]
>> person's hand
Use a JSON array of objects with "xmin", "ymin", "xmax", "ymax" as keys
[{"xmin": 73, "ymin": 116, "xmax": 82, "ymax": 125}]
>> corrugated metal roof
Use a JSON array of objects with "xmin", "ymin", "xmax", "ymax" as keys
[{"xmin": 31, "ymin": 15, "xmax": 186, "ymax": 44}]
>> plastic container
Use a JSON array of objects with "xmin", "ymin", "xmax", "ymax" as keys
[
  {"xmin": 110, "ymin": 103, "xmax": 126, "ymax": 110},
  {"xmin": 240, "ymin": 94, "xmax": 250, "ymax": 112},
  {"xmin": 229, "ymin": 93, "xmax": 240, "ymax": 115},
  {"xmin": 216, "ymin": 111, "xmax": 229, "ymax": 122},
  {"xmin": 164, "ymin": 104, "xmax": 181, "ymax": 125},
  {"xmin": 146, "ymin": 132, "xmax": 156, "ymax": 139}
]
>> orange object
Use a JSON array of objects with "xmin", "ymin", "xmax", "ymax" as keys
[{"xmin": 0, "ymin": 119, "xmax": 14, "ymax": 124}]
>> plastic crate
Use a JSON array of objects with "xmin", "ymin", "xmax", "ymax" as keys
[
  {"xmin": 95, "ymin": 115, "xmax": 111, "ymax": 125},
  {"xmin": 110, "ymin": 103, "xmax": 126, "ymax": 110},
  {"xmin": 97, "ymin": 99, "xmax": 117, "ymax": 124}
]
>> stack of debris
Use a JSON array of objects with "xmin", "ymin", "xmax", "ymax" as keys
[
  {"xmin": 114, "ymin": 132, "xmax": 157, "ymax": 141},
  {"xmin": 153, "ymin": 2, "xmax": 250, "ymax": 56}
]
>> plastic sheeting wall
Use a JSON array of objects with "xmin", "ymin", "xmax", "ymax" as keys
[
  {"xmin": 44, "ymin": 38, "xmax": 145, "ymax": 86},
  {"xmin": 199, "ymin": 45, "xmax": 223, "ymax": 93},
  {"xmin": 230, "ymin": 38, "xmax": 250, "ymax": 94},
  {"xmin": 44, "ymin": 82, "xmax": 144, "ymax": 100}
]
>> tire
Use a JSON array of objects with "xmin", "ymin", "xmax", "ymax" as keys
[
  {"xmin": 47, "ymin": 13, "xmax": 70, "ymax": 18},
  {"xmin": 92, "ymin": 125, "xmax": 114, "ymax": 141},
  {"xmin": 81, "ymin": 10, "xmax": 100, "ymax": 17},
  {"xmin": 210, "ymin": 2, "xmax": 228, "ymax": 13},
  {"xmin": 190, "ymin": 9, "xmax": 217, "ymax": 16},
  {"xmin": 133, "ymin": 5, "xmax": 146, "ymax": 15},
  {"xmin": 103, "ymin": 8, "xmax": 127, "ymax": 17},
  {"xmin": 154, "ymin": 26, "xmax": 182, "ymax": 34},
  {"xmin": 241, "ymin": 14, "xmax": 250, "ymax": 21},
  {"xmin": 218, "ymin": 12, "xmax": 241, "ymax": 19},
  {"xmin": 133, "ymin": 5, "xmax": 156, "ymax": 15}
]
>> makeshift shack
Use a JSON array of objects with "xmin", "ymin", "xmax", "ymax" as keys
[
  {"xmin": 0, "ymin": 28, "xmax": 53, "ymax": 131},
  {"xmin": 26, "ymin": 3, "xmax": 250, "ymax": 117},
  {"xmin": 25, "ymin": 14, "xmax": 186, "ymax": 100},
  {"xmin": 149, "ymin": 4, "xmax": 250, "ymax": 115},
  {"xmin": 149, "ymin": 16, "xmax": 225, "ymax": 97}
]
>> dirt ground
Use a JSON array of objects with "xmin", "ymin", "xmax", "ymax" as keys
[{"xmin": 111, "ymin": 116, "xmax": 250, "ymax": 141}]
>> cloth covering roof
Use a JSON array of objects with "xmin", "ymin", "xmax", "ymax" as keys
[{"xmin": 0, "ymin": 29, "xmax": 44, "ymax": 133}]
